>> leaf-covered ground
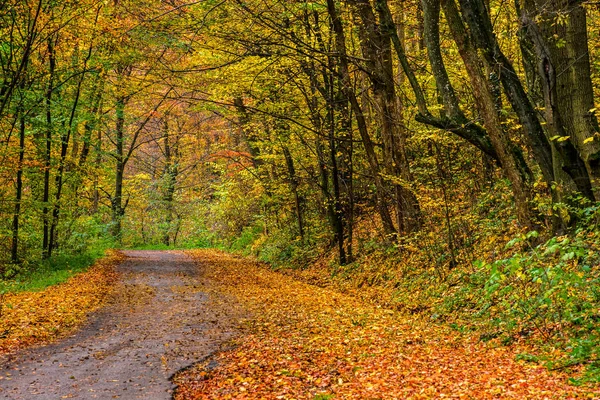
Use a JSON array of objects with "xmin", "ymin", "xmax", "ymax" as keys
[
  {"xmin": 0, "ymin": 251, "xmax": 121, "ymax": 354},
  {"xmin": 174, "ymin": 250, "xmax": 599, "ymax": 399}
]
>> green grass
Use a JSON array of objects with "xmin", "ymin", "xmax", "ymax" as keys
[{"xmin": 0, "ymin": 251, "xmax": 105, "ymax": 294}]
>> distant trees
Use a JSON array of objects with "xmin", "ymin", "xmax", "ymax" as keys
[{"xmin": 0, "ymin": 0, "xmax": 199, "ymax": 270}]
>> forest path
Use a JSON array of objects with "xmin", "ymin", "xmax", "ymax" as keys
[{"xmin": 0, "ymin": 250, "xmax": 244, "ymax": 400}]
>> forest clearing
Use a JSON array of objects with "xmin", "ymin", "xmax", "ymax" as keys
[{"xmin": 2, "ymin": 0, "xmax": 600, "ymax": 397}]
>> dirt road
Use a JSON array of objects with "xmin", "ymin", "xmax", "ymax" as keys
[{"xmin": 0, "ymin": 250, "xmax": 243, "ymax": 399}]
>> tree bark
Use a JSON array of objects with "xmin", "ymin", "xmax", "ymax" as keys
[
  {"xmin": 378, "ymin": 0, "xmax": 501, "ymax": 162},
  {"xmin": 111, "ymin": 95, "xmax": 127, "ymax": 242},
  {"xmin": 282, "ymin": 146, "xmax": 305, "ymax": 241},
  {"xmin": 518, "ymin": 0, "xmax": 598, "ymax": 199},
  {"xmin": 47, "ymin": 34, "xmax": 93, "ymax": 255},
  {"xmin": 456, "ymin": 0, "xmax": 591, "ymax": 201},
  {"xmin": 161, "ymin": 119, "xmax": 178, "ymax": 246}
]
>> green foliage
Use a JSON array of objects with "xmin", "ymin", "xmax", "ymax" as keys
[
  {"xmin": 0, "ymin": 251, "xmax": 105, "ymax": 294},
  {"xmin": 437, "ymin": 204, "xmax": 600, "ymax": 380},
  {"xmin": 313, "ymin": 394, "xmax": 334, "ymax": 400}
]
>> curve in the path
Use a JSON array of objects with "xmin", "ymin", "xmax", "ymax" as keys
[{"xmin": 0, "ymin": 250, "xmax": 241, "ymax": 400}]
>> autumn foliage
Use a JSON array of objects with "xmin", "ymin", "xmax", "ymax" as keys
[
  {"xmin": 0, "ymin": 251, "xmax": 121, "ymax": 354},
  {"xmin": 2, "ymin": 0, "xmax": 600, "ymax": 391}
]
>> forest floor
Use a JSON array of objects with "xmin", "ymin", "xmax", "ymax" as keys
[
  {"xmin": 1, "ymin": 250, "xmax": 599, "ymax": 399},
  {"xmin": 0, "ymin": 250, "xmax": 244, "ymax": 399}
]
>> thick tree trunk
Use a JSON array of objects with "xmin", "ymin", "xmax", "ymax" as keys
[
  {"xmin": 519, "ymin": 0, "xmax": 599, "ymax": 199},
  {"xmin": 457, "ymin": 0, "xmax": 595, "ymax": 202},
  {"xmin": 443, "ymin": 0, "xmax": 534, "ymax": 227}
]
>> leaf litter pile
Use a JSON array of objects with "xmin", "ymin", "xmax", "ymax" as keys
[
  {"xmin": 174, "ymin": 250, "xmax": 599, "ymax": 399},
  {"xmin": 0, "ymin": 251, "xmax": 121, "ymax": 354}
]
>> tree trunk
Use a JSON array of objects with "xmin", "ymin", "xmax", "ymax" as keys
[
  {"xmin": 335, "ymin": 77, "xmax": 354, "ymax": 263},
  {"xmin": 42, "ymin": 37, "xmax": 56, "ymax": 259},
  {"xmin": 327, "ymin": 0, "xmax": 397, "ymax": 237},
  {"xmin": 47, "ymin": 34, "xmax": 92, "ymax": 255},
  {"xmin": 518, "ymin": 0, "xmax": 598, "ymax": 199},
  {"xmin": 234, "ymin": 97, "xmax": 263, "ymax": 168},
  {"xmin": 79, "ymin": 79, "xmax": 104, "ymax": 167},
  {"xmin": 351, "ymin": 0, "xmax": 422, "ymax": 234},
  {"xmin": 443, "ymin": 0, "xmax": 534, "ymax": 227},
  {"xmin": 111, "ymin": 95, "xmax": 127, "ymax": 242},
  {"xmin": 379, "ymin": 0, "xmax": 504, "ymax": 167},
  {"xmin": 161, "ymin": 119, "xmax": 177, "ymax": 246},
  {"xmin": 11, "ymin": 110, "xmax": 26, "ymax": 264},
  {"xmin": 282, "ymin": 146, "xmax": 305, "ymax": 241},
  {"xmin": 457, "ymin": 0, "xmax": 594, "ymax": 202}
]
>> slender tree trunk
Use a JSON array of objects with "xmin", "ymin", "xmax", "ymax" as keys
[
  {"xmin": 79, "ymin": 79, "xmax": 104, "ymax": 167},
  {"xmin": 111, "ymin": 95, "xmax": 127, "ymax": 242},
  {"xmin": 47, "ymin": 35, "xmax": 93, "ymax": 255},
  {"xmin": 302, "ymin": 10, "xmax": 352, "ymax": 260},
  {"xmin": 234, "ymin": 97, "xmax": 263, "ymax": 168},
  {"xmin": 336, "ymin": 78, "xmax": 354, "ymax": 263},
  {"xmin": 11, "ymin": 110, "xmax": 26, "ymax": 264},
  {"xmin": 328, "ymin": 0, "xmax": 396, "ymax": 237},
  {"xmin": 0, "ymin": 0, "xmax": 42, "ymax": 120},
  {"xmin": 42, "ymin": 37, "xmax": 56, "ymax": 259},
  {"xmin": 91, "ymin": 128, "xmax": 102, "ymax": 214},
  {"xmin": 433, "ymin": 141, "xmax": 457, "ymax": 267},
  {"xmin": 351, "ymin": 0, "xmax": 422, "ymax": 234},
  {"xmin": 161, "ymin": 119, "xmax": 179, "ymax": 246},
  {"xmin": 282, "ymin": 146, "xmax": 305, "ymax": 241}
]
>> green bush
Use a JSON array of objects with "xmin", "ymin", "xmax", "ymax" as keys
[{"xmin": 441, "ymin": 213, "xmax": 600, "ymax": 381}]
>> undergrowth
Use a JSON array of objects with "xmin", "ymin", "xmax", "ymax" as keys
[{"xmin": 440, "ymin": 206, "xmax": 600, "ymax": 384}]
